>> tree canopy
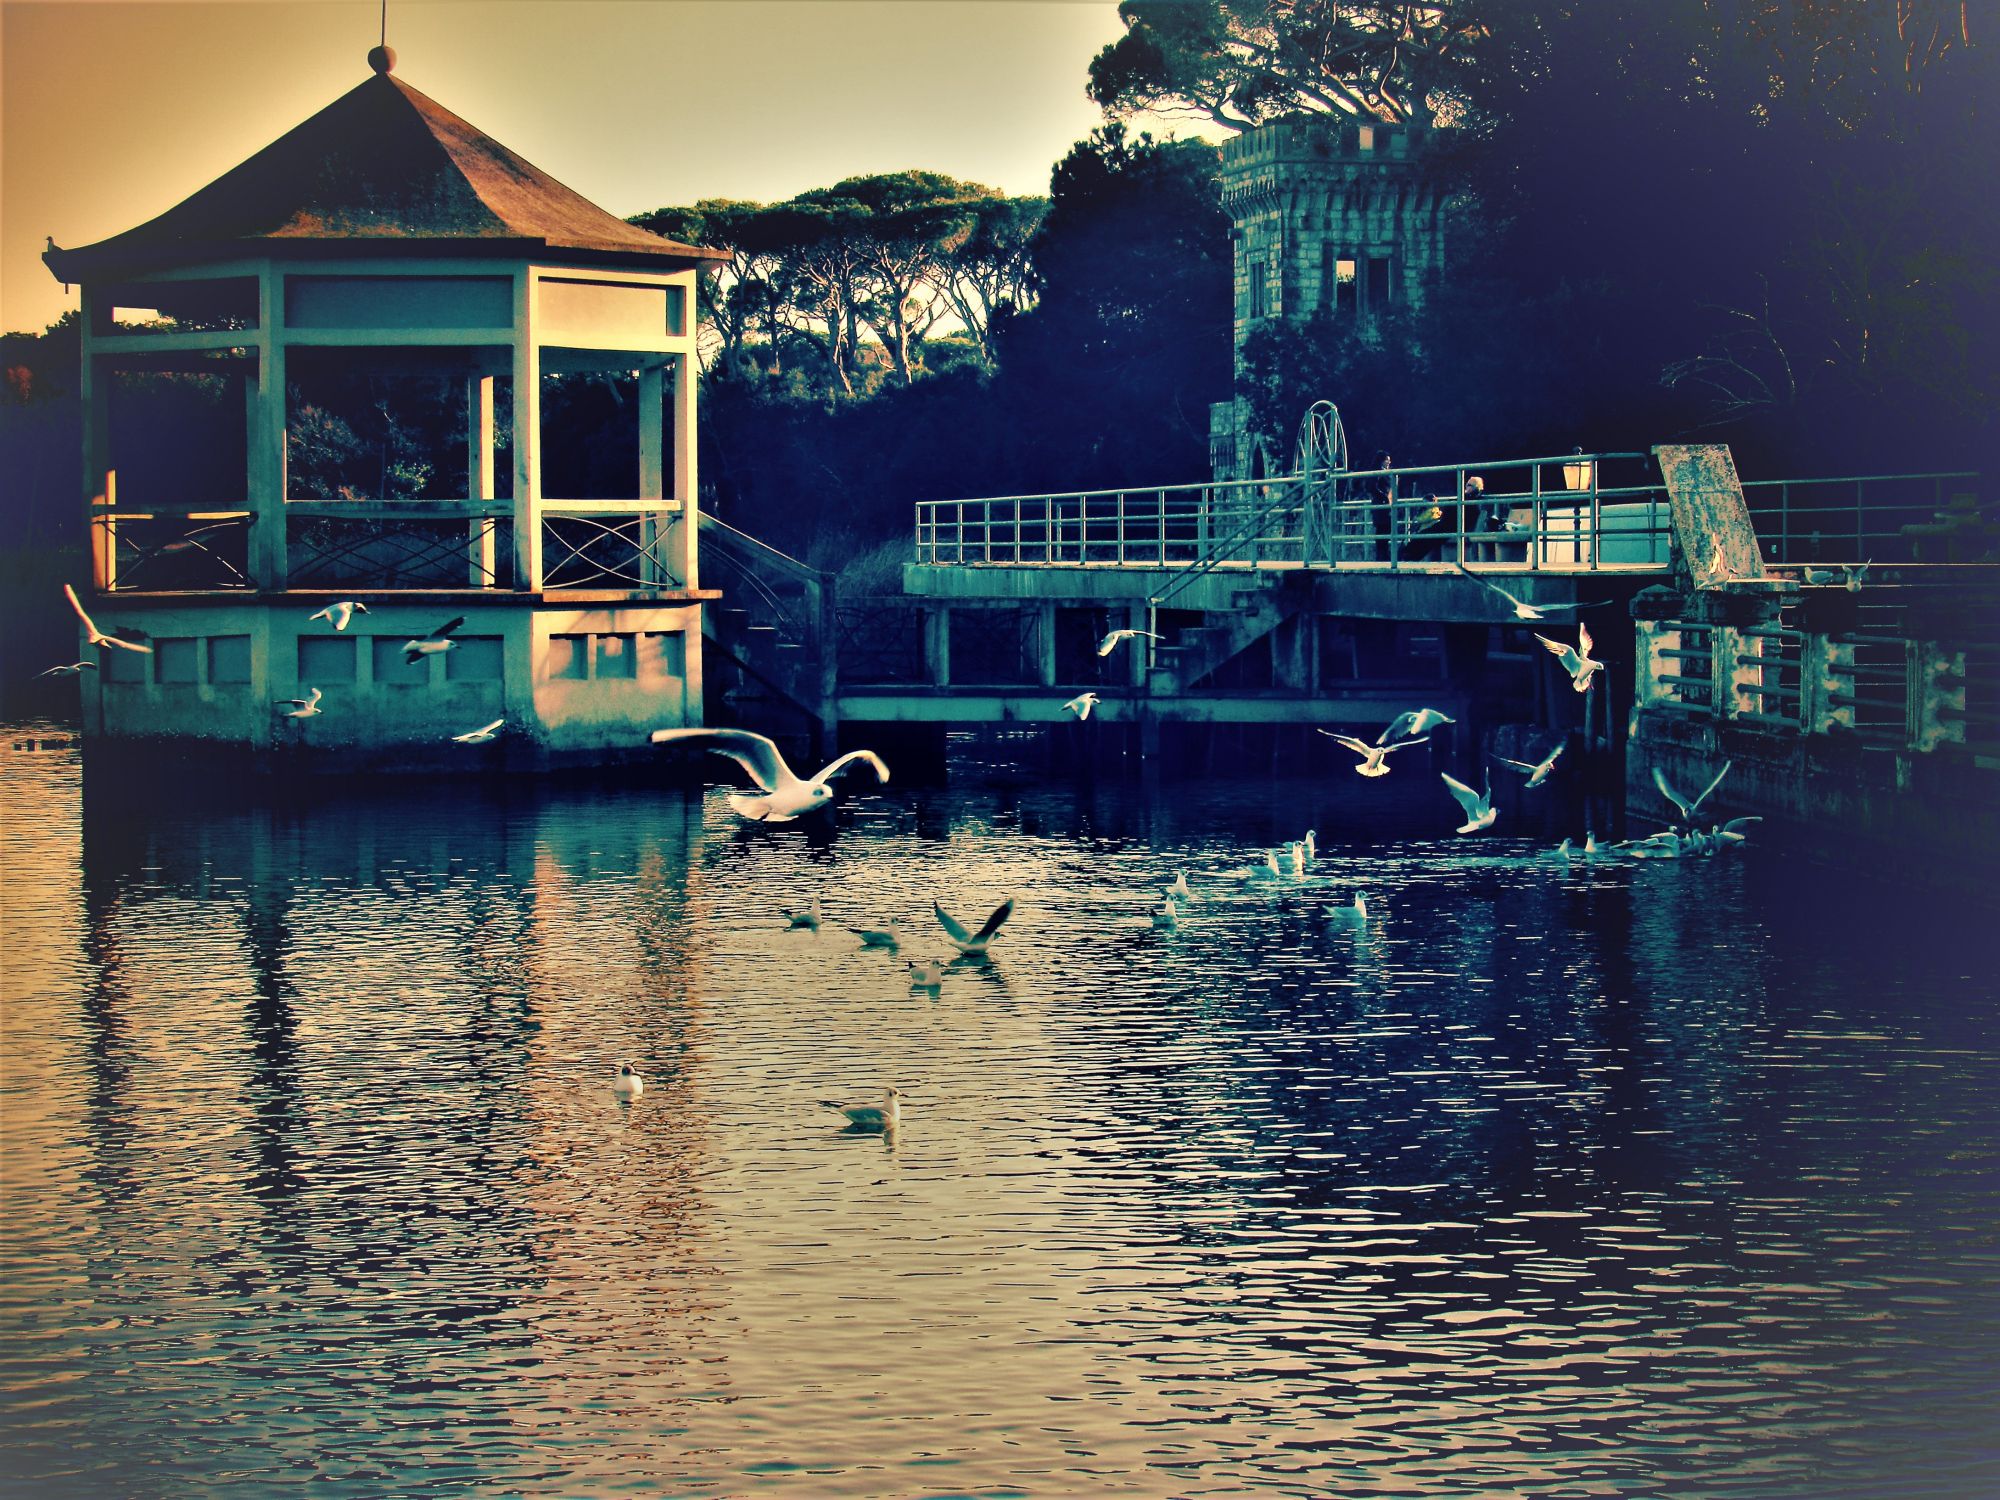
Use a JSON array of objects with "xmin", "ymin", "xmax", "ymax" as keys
[{"xmin": 1087, "ymin": 0, "xmax": 1486, "ymax": 129}]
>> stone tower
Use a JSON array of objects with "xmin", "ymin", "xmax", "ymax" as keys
[{"xmin": 1209, "ymin": 117, "xmax": 1446, "ymax": 481}]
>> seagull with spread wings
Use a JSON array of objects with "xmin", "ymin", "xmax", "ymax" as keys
[
  {"xmin": 37, "ymin": 661, "xmax": 98, "ymax": 679},
  {"xmin": 63, "ymin": 584, "xmax": 152, "ymax": 654},
  {"xmin": 1441, "ymin": 770, "xmax": 1497, "ymax": 833},
  {"xmin": 1652, "ymin": 761, "xmax": 1732, "ymax": 827},
  {"xmin": 933, "ymin": 897, "xmax": 1014, "ymax": 955},
  {"xmin": 1377, "ymin": 708, "xmax": 1455, "ymax": 745},
  {"xmin": 649, "ymin": 726, "xmax": 889, "ymax": 822},
  {"xmin": 1063, "ymin": 692, "xmax": 1100, "ymax": 720},
  {"xmin": 1318, "ymin": 729, "xmax": 1429, "ymax": 778},
  {"xmin": 275, "ymin": 687, "xmax": 324, "ymax": 719},
  {"xmin": 1497, "ymin": 741, "xmax": 1564, "ymax": 788},
  {"xmin": 451, "ymin": 719, "xmax": 504, "ymax": 744},
  {"xmin": 309, "ymin": 600, "xmax": 369, "ymax": 631},
  {"xmin": 403, "ymin": 616, "xmax": 464, "ymax": 665},
  {"xmin": 1535, "ymin": 623, "xmax": 1603, "ymax": 693},
  {"xmin": 1453, "ymin": 566, "xmax": 1605, "ymax": 622},
  {"xmin": 1096, "ymin": 628, "xmax": 1160, "ymax": 657}
]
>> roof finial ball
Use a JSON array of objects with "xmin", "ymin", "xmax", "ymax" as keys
[{"xmin": 368, "ymin": 44, "xmax": 396, "ymax": 75}]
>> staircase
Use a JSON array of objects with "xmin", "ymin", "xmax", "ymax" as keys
[
  {"xmin": 697, "ymin": 514, "xmax": 835, "ymax": 737},
  {"xmin": 1147, "ymin": 573, "xmax": 1300, "ymax": 694}
]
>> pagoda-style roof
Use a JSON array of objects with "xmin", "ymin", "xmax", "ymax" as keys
[{"xmin": 45, "ymin": 65, "xmax": 726, "ymax": 282}]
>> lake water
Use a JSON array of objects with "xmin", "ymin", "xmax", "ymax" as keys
[{"xmin": 3, "ymin": 725, "xmax": 1996, "ymax": 1499}]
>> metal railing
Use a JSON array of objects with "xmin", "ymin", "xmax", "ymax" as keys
[
  {"xmin": 93, "ymin": 508, "xmax": 253, "ymax": 591},
  {"xmin": 540, "ymin": 504, "xmax": 681, "ymax": 591},
  {"xmin": 289, "ymin": 504, "xmax": 507, "ymax": 590},
  {"xmin": 1744, "ymin": 471, "xmax": 1983, "ymax": 567},
  {"xmin": 912, "ymin": 452, "xmax": 1674, "ymax": 575}
]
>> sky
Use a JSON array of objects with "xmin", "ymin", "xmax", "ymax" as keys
[{"xmin": 2, "ymin": 0, "xmax": 1184, "ymax": 335}]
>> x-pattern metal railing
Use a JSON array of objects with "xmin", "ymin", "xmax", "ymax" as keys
[
  {"xmin": 99, "ymin": 515, "xmax": 252, "ymax": 591},
  {"xmin": 541, "ymin": 513, "xmax": 679, "ymax": 591},
  {"xmin": 288, "ymin": 514, "xmax": 501, "ymax": 589}
]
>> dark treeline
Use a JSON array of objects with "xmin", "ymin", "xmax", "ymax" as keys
[{"xmin": 4, "ymin": 0, "xmax": 1993, "ymax": 579}]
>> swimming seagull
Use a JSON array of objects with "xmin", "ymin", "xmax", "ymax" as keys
[
  {"xmin": 821, "ymin": 1087, "xmax": 907, "ymax": 1130},
  {"xmin": 1164, "ymin": 871, "xmax": 1194, "ymax": 901},
  {"xmin": 451, "ymin": 718, "xmax": 504, "ymax": 744},
  {"xmin": 1535, "ymin": 622, "xmax": 1602, "ymax": 693},
  {"xmin": 1377, "ymin": 708, "xmax": 1455, "ymax": 744},
  {"xmin": 1497, "ymin": 742, "xmax": 1564, "ymax": 788},
  {"xmin": 849, "ymin": 921, "xmax": 905, "ymax": 948},
  {"xmin": 275, "ymin": 687, "xmax": 324, "ymax": 719},
  {"xmin": 612, "ymin": 1062, "xmax": 644, "ymax": 1100},
  {"xmin": 1553, "ymin": 837, "xmax": 1574, "ymax": 863},
  {"xmin": 403, "ymin": 616, "xmax": 464, "ymax": 664},
  {"xmin": 908, "ymin": 961, "xmax": 944, "ymax": 990},
  {"xmin": 1715, "ymin": 815, "xmax": 1763, "ymax": 845},
  {"xmin": 1324, "ymin": 892, "xmax": 1369, "ymax": 927},
  {"xmin": 1062, "ymin": 692, "xmax": 1100, "ymax": 720},
  {"xmin": 648, "ymin": 727, "xmax": 890, "ymax": 823},
  {"xmin": 785, "ymin": 900, "xmax": 822, "ymax": 932},
  {"xmin": 62, "ymin": 583, "xmax": 153, "ymax": 654},
  {"xmin": 309, "ymin": 600, "xmax": 369, "ymax": 631},
  {"xmin": 36, "ymin": 661, "xmax": 98, "ymax": 678},
  {"xmin": 1244, "ymin": 848, "xmax": 1286, "ymax": 882},
  {"xmin": 1454, "ymin": 566, "xmax": 1604, "ymax": 622},
  {"xmin": 1652, "ymin": 761, "xmax": 1732, "ymax": 826},
  {"xmin": 934, "ymin": 897, "xmax": 1014, "ymax": 954},
  {"xmin": 1097, "ymin": 628, "xmax": 1160, "ymax": 657},
  {"xmin": 1441, "ymin": 770, "xmax": 1497, "ymax": 833},
  {"xmin": 1151, "ymin": 898, "xmax": 1179, "ymax": 931},
  {"xmin": 1319, "ymin": 730, "xmax": 1428, "ymax": 778}
]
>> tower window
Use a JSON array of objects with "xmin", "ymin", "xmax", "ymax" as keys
[
  {"xmin": 1367, "ymin": 256, "xmax": 1394, "ymax": 311},
  {"xmin": 1331, "ymin": 255, "xmax": 1358, "ymax": 314},
  {"xmin": 1247, "ymin": 260, "xmax": 1269, "ymax": 320}
]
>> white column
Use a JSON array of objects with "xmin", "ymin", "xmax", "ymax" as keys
[
  {"xmin": 512, "ymin": 272, "xmax": 542, "ymax": 590},
  {"xmin": 638, "ymin": 362, "xmax": 667, "ymax": 585},
  {"xmin": 81, "ymin": 289, "xmax": 116, "ymax": 591},
  {"xmin": 247, "ymin": 265, "xmax": 288, "ymax": 590},
  {"xmin": 468, "ymin": 372, "xmax": 496, "ymax": 586},
  {"xmin": 670, "ymin": 352, "xmax": 698, "ymax": 591}
]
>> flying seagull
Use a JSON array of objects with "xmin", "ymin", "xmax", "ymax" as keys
[
  {"xmin": 1535, "ymin": 622, "xmax": 1602, "ymax": 693},
  {"xmin": 1497, "ymin": 742, "xmax": 1564, "ymax": 788},
  {"xmin": 1063, "ymin": 692, "xmax": 1100, "ymax": 720},
  {"xmin": 1454, "ymin": 566, "xmax": 1604, "ymax": 622},
  {"xmin": 37, "ymin": 661, "xmax": 98, "ymax": 678},
  {"xmin": 1318, "ymin": 729, "xmax": 1429, "ymax": 778},
  {"xmin": 821, "ymin": 1087, "xmax": 907, "ymax": 1130},
  {"xmin": 451, "ymin": 718, "xmax": 504, "ymax": 745},
  {"xmin": 63, "ymin": 583, "xmax": 152, "ymax": 654},
  {"xmin": 612, "ymin": 1062, "xmax": 644, "ymax": 1100},
  {"xmin": 1097, "ymin": 628, "xmax": 1160, "ymax": 657},
  {"xmin": 1377, "ymin": 708, "xmax": 1455, "ymax": 745},
  {"xmin": 309, "ymin": 600, "xmax": 370, "ymax": 631},
  {"xmin": 649, "ymin": 727, "xmax": 890, "ymax": 823},
  {"xmin": 403, "ymin": 616, "xmax": 464, "ymax": 665},
  {"xmin": 1652, "ymin": 761, "xmax": 1732, "ymax": 825},
  {"xmin": 275, "ymin": 687, "xmax": 324, "ymax": 719},
  {"xmin": 1441, "ymin": 770, "xmax": 1497, "ymax": 833},
  {"xmin": 934, "ymin": 897, "xmax": 1014, "ymax": 955}
]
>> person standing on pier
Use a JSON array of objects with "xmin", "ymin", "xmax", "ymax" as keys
[{"xmin": 1367, "ymin": 453, "xmax": 1397, "ymax": 561}]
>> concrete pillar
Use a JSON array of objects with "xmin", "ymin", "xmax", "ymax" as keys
[
  {"xmin": 924, "ymin": 605, "xmax": 951, "ymax": 688},
  {"xmin": 1034, "ymin": 602, "xmax": 1057, "ymax": 688},
  {"xmin": 467, "ymin": 372, "xmax": 497, "ymax": 587},
  {"xmin": 511, "ymin": 271, "xmax": 542, "ymax": 590},
  {"xmin": 1804, "ymin": 634, "xmax": 1855, "ymax": 734},
  {"xmin": 247, "ymin": 267, "xmax": 288, "ymax": 590},
  {"xmin": 1126, "ymin": 602, "xmax": 1149, "ymax": 689},
  {"xmin": 1633, "ymin": 620, "xmax": 1675, "ymax": 709},
  {"xmin": 669, "ymin": 353, "xmax": 699, "ymax": 592},
  {"xmin": 1715, "ymin": 626, "xmax": 1761, "ymax": 720},
  {"xmin": 1273, "ymin": 614, "xmax": 1311, "ymax": 692},
  {"xmin": 637, "ymin": 363, "xmax": 667, "ymax": 586},
  {"xmin": 1911, "ymin": 642, "xmax": 1966, "ymax": 750}
]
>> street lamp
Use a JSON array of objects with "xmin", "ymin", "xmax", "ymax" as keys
[{"xmin": 1562, "ymin": 447, "xmax": 1595, "ymax": 491}]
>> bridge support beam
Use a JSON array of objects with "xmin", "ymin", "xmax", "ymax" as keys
[{"xmin": 924, "ymin": 605, "xmax": 951, "ymax": 688}]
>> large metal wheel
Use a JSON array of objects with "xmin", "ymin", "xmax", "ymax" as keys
[{"xmin": 1295, "ymin": 401, "xmax": 1349, "ymax": 564}]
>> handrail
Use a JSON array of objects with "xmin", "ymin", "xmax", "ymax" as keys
[
  {"xmin": 698, "ymin": 509, "xmax": 826, "ymax": 586},
  {"xmin": 1149, "ymin": 479, "xmax": 1305, "ymax": 609}
]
